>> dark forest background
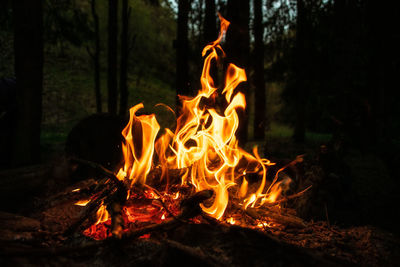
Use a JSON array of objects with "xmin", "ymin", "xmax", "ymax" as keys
[{"xmin": 1, "ymin": 0, "xmax": 399, "ymax": 231}]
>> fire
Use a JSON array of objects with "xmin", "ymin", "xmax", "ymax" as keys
[
  {"xmin": 227, "ymin": 217, "xmax": 236, "ymax": 225},
  {"xmin": 85, "ymin": 14, "xmax": 296, "ymax": 235},
  {"xmin": 116, "ymin": 103, "xmax": 160, "ymax": 187},
  {"xmin": 95, "ymin": 202, "xmax": 110, "ymax": 225},
  {"xmin": 75, "ymin": 199, "xmax": 91, "ymax": 206}
]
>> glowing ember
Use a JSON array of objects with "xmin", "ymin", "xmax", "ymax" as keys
[
  {"xmin": 227, "ymin": 217, "xmax": 236, "ymax": 225},
  {"xmin": 75, "ymin": 199, "xmax": 91, "ymax": 206},
  {"xmin": 79, "ymin": 14, "xmax": 308, "ymax": 240}
]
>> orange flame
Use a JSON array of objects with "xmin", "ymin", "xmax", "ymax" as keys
[
  {"xmin": 75, "ymin": 199, "xmax": 91, "ymax": 206},
  {"xmin": 95, "ymin": 202, "xmax": 109, "ymax": 225},
  {"xmin": 116, "ymin": 104, "xmax": 160, "ymax": 187},
  {"xmin": 111, "ymin": 14, "xmax": 289, "ymax": 224}
]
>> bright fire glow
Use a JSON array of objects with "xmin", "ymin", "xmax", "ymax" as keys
[
  {"xmin": 75, "ymin": 199, "xmax": 91, "ymax": 206},
  {"xmin": 88, "ymin": 14, "xmax": 292, "ymax": 230}
]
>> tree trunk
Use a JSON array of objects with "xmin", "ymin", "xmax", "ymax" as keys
[
  {"xmin": 203, "ymin": 0, "xmax": 218, "ymax": 86},
  {"xmin": 204, "ymin": 0, "xmax": 217, "ymax": 43},
  {"xmin": 91, "ymin": 0, "xmax": 102, "ymax": 113},
  {"xmin": 225, "ymin": 0, "xmax": 250, "ymax": 145},
  {"xmin": 176, "ymin": 0, "xmax": 190, "ymax": 111},
  {"xmin": 293, "ymin": 0, "xmax": 306, "ymax": 143},
  {"xmin": 119, "ymin": 0, "xmax": 129, "ymax": 116},
  {"xmin": 108, "ymin": 0, "xmax": 118, "ymax": 115},
  {"xmin": 12, "ymin": 0, "xmax": 43, "ymax": 166},
  {"xmin": 253, "ymin": 0, "xmax": 266, "ymax": 140}
]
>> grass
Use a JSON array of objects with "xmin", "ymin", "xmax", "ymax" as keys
[{"xmin": 40, "ymin": 51, "xmax": 177, "ymax": 150}]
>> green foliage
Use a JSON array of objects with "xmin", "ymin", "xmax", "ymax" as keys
[
  {"xmin": 37, "ymin": 0, "xmax": 177, "ymax": 141},
  {"xmin": 44, "ymin": 0, "xmax": 93, "ymax": 50},
  {"xmin": 129, "ymin": 0, "xmax": 176, "ymax": 85}
]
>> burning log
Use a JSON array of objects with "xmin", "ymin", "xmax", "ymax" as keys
[
  {"xmin": 180, "ymin": 189, "xmax": 213, "ymax": 219},
  {"xmin": 63, "ymin": 180, "xmax": 127, "ymax": 237},
  {"xmin": 61, "ymin": 157, "xmax": 128, "ymax": 236},
  {"xmin": 119, "ymin": 189, "xmax": 214, "ymax": 240}
]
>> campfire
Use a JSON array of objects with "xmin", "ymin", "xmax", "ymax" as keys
[
  {"xmin": 1, "ymin": 14, "xmax": 396, "ymax": 267},
  {"xmin": 69, "ymin": 14, "xmax": 310, "ymax": 241}
]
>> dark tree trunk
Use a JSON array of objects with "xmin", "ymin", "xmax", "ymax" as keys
[
  {"xmin": 176, "ymin": 0, "xmax": 190, "ymax": 111},
  {"xmin": 91, "ymin": 0, "xmax": 102, "ymax": 113},
  {"xmin": 253, "ymin": 0, "xmax": 266, "ymax": 140},
  {"xmin": 203, "ymin": 0, "xmax": 218, "ymax": 86},
  {"xmin": 293, "ymin": 0, "xmax": 306, "ymax": 143},
  {"xmin": 108, "ymin": 0, "xmax": 118, "ymax": 115},
  {"xmin": 12, "ymin": 0, "xmax": 43, "ymax": 166},
  {"xmin": 119, "ymin": 0, "xmax": 129, "ymax": 116},
  {"xmin": 204, "ymin": 0, "xmax": 217, "ymax": 43},
  {"xmin": 225, "ymin": 0, "xmax": 250, "ymax": 145}
]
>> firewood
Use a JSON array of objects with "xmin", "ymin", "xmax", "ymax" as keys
[
  {"xmin": 263, "ymin": 185, "xmax": 312, "ymax": 207},
  {"xmin": 121, "ymin": 189, "xmax": 214, "ymax": 239},
  {"xmin": 37, "ymin": 179, "xmax": 98, "ymax": 210},
  {"xmin": 69, "ymin": 157, "xmax": 123, "ymax": 186},
  {"xmin": 246, "ymin": 207, "xmax": 306, "ymax": 228},
  {"xmin": 67, "ymin": 158, "xmax": 128, "ymax": 238},
  {"xmin": 63, "ymin": 181, "xmax": 116, "ymax": 236},
  {"xmin": 180, "ymin": 189, "xmax": 214, "ymax": 219}
]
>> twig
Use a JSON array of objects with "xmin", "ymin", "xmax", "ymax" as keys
[
  {"xmin": 66, "ymin": 158, "xmax": 128, "ymax": 237},
  {"xmin": 324, "ymin": 202, "xmax": 330, "ymax": 228},
  {"xmin": 245, "ymin": 207, "xmax": 306, "ymax": 228},
  {"xmin": 69, "ymin": 157, "xmax": 123, "ymax": 187},
  {"xmin": 63, "ymin": 182, "xmax": 114, "ymax": 236},
  {"xmin": 263, "ymin": 185, "xmax": 312, "ymax": 207}
]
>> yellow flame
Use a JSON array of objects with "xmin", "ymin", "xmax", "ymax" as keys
[
  {"xmin": 227, "ymin": 217, "xmax": 236, "ymax": 225},
  {"xmin": 117, "ymin": 104, "xmax": 160, "ymax": 186},
  {"xmin": 114, "ymin": 14, "xmax": 288, "ymax": 222},
  {"xmin": 75, "ymin": 199, "xmax": 91, "ymax": 206},
  {"xmin": 95, "ymin": 203, "xmax": 109, "ymax": 225}
]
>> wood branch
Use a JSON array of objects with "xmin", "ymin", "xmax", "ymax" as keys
[
  {"xmin": 37, "ymin": 179, "xmax": 98, "ymax": 210},
  {"xmin": 67, "ymin": 158, "xmax": 128, "ymax": 237},
  {"xmin": 69, "ymin": 157, "xmax": 122, "ymax": 185},
  {"xmin": 180, "ymin": 190, "xmax": 213, "ymax": 219},
  {"xmin": 63, "ymin": 181, "xmax": 115, "ymax": 236},
  {"xmin": 106, "ymin": 184, "xmax": 127, "ymax": 238},
  {"xmin": 246, "ymin": 207, "xmax": 306, "ymax": 228},
  {"xmin": 263, "ymin": 185, "xmax": 313, "ymax": 207}
]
